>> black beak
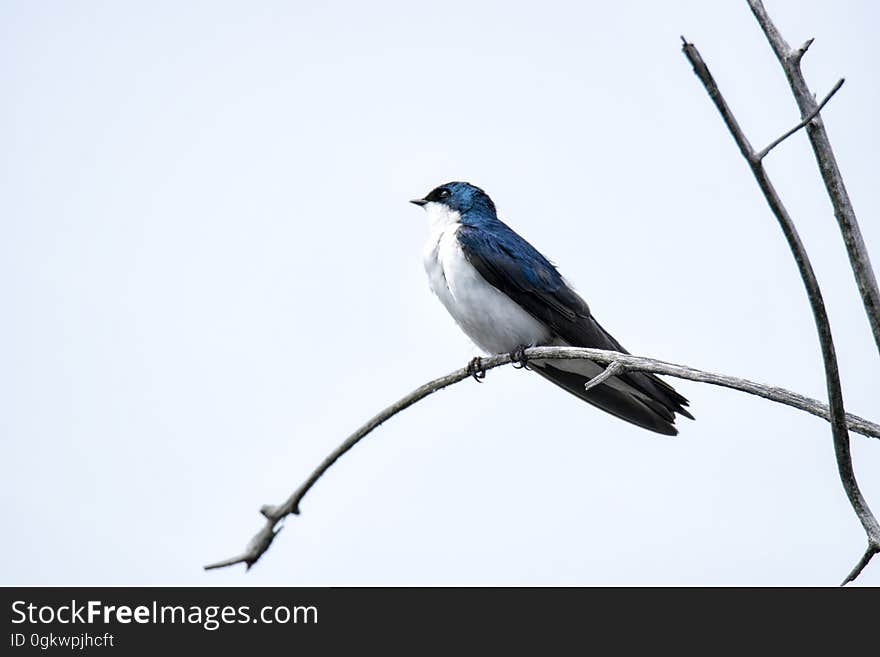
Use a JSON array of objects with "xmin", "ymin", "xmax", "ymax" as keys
[{"xmin": 409, "ymin": 198, "xmax": 428, "ymax": 207}]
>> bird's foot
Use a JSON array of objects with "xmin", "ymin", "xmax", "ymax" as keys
[
  {"xmin": 509, "ymin": 345, "xmax": 530, "ymax": 370},
  {"xmin": 467, "ymin": 356, "xmax": 487, "ymax": 383}
]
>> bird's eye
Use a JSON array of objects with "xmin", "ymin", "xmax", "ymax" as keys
[{"xmin": 438, "ymin": 189, "xmax": 451, "ymax": 199}]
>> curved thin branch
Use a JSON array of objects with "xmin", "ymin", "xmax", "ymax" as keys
[
  {"xmin": 204, "ymin": 347, "xmax": 880, "ymax": 571},
  {"xmin": 747, "ymin": 0, "xmax": 880, "ymax": 355},
  {"xmin": 682, "ymin": 35, "xmax": 880, "ymax": 584}
]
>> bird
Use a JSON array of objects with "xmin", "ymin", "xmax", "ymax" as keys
[{"xmin": 411, "ymin": 181, "xmax": 692, "ymax": 435}]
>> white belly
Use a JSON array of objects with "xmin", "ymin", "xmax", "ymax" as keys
[{"xmin": 423, "ymin": 223, "xmax": 552, "ymax": 354}]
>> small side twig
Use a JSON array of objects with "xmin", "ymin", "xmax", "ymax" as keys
[
  {"xmin": 583, "ymin": 361, "xmax": 626, "ymax": 392},
  {"xmin": 204, "ymin": 346, "xmax": 880, "ymax": 572},
  {"xmin": 842, "ymin": 544, "xmax": 880, "ymax": 586},
  {"xmin": 793, "ymin": 37, "xmax": 815, "ymax": 63}
]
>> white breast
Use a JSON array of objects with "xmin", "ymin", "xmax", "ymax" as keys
[{"xmin": 422, "ymin": 202, "xmax": 551, "ymax": 354}]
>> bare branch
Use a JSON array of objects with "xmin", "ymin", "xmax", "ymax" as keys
[
  {"xmin": 679, "ymin": 36, "xmax": 755, "ymax": 161},
  {"xmin": 682, "ymin": 35, "xmax": 880, "ymax": 583},
  {"xmin": 748, "ymin": 0, "xmax": 880, "ymax": 354},
  {"xmin": 205, "ymin": 347, "xmax": 880, "ymax": 572},
  {"xmin": 754, "ymin": 78, "xmax": 845, "ymax": 161}
]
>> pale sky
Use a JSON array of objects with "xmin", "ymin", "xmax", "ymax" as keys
[{"xmin": 2, "ymin": 0, "xmax": 879, "ymax": 585}]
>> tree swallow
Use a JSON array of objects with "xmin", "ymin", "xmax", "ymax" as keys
[{"xmin": 411, "ymin": 181, "xmax": 692, "ymax": 435}]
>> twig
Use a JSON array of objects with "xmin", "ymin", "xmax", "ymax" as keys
[
  {"xmin": 682, "ymin": 36, "xmax": 880, "ymax": 584},
  {"xmin": 793, "ymin": 37, "xmax": 814, "ymax": 63},
  {"xmin": 748, "ymin": 0, "xmax": 880, "ymax": 354},
  {"xmin": 583, "ymin": 361, "xmax": 626, "ymax": 392},
  {"xmin": 754, "ymin": 78, "xmax": 845, "ymax": 161},
  {"xmin": 205, "ymin": 346, "xmax": 880, "ymax": 571},
  {"xmin": 842, "ymin": 545, "xmax": 880, "ymax": 586}
]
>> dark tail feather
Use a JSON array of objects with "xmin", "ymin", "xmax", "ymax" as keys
[
  {"xmin": 529, "ymin": 360, "xmax": 691, "ymax": 436},
  {"xmin": 624, "ymin": 369, "xmax": 694, "ymax": 421}
]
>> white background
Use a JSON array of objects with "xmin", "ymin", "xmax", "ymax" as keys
[{"xmin": 2, "ymin": 1, "xmax": 879, "ymax": 585}]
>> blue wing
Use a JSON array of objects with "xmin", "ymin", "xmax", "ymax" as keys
[{"xmin": 456, "ymin": 222, "xmax": 692, "ymax": 435}]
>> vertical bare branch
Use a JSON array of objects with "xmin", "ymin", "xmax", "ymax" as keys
[
  {"xmin": 681, "ymin": 37, "xmax": 880, "ymax": 583},
  {"xmin": 748, "ymin": 0, "xmax": 880, "ymax": 355}
]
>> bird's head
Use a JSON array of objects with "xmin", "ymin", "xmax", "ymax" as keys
[{"xmin": 410, "ymin": 182, "xmax": 497, "ymax": 222}]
